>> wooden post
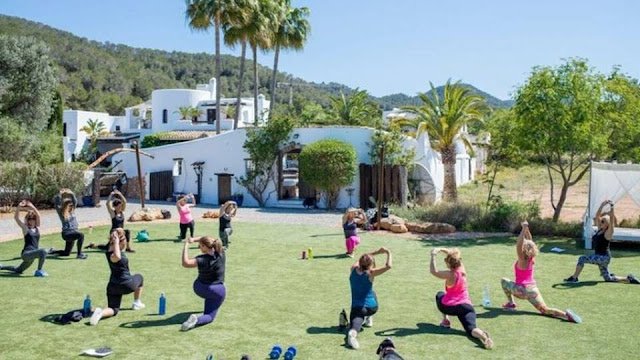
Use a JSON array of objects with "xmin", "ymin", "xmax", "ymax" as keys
[
  {"xmin": 376, "ymin": 144, "xmax": 385, "ymax": 230},
  {"xmin": 133, "ymin": 141, "xmax": 145, "ymax": 209}
]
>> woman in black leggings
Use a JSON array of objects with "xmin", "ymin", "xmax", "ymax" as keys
[
  {"xmin": 50, "ymin": 189, "xmax": 86, "ymax": 259},
  {"xmin": 0, "ymin": 200, "xmax": 48, "ymax": 276},
  {"xmin": 86, "ymin": 190, "xmax": 135, "ymax": 252},
  {"xmin": 90, "ymin": 228, "xmax": 145, "ymax": 325}
]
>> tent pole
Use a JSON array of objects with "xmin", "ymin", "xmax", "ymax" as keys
[{"xmin": 585, "ymin": 160, "xmax": 593, "ymax": 249}]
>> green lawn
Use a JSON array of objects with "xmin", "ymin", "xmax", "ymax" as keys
[{"xmin": 0, "ymin": 221, "xmax": 638, "ymax": 359}]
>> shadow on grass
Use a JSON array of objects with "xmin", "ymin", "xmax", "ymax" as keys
[
  {"xmin": 306, "ymin": 325, "xmax": 345, "ymax": 335},
  {"xmin": 309, "ymin": 233, "xmax": 343, "ymax": 238},
  {"xmin": 551, "ymin": 281, "xmax": 602, "ymax": 289},
  {"xmin": 119, "ymin": 312, "xmax": 195, "ymax": 328},
  {"xmin": 313, "ymin": 253, "xmax": 349, "ymax": 260},
  {"xmin": 476, "ymin": 307, "xmax": 541, "ymax": 319},
  {"xmin": 375, "ymin": 322, "xmax": 466, "ymax": 338},
  {"xmin": 0, "ymin": 272, "xmax": 23, "ymax": 278},
  {"xmin": 0, "ymin": 256, "xmax": 22, "ymax": 261}
]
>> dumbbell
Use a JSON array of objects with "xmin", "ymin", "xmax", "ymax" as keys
[
  {"xmin": 269, "ymin": 345, "xmax": 282, "ymax": 359},
  {"xmin": 284, "ymin": 346, "xmax": 297, "ymax": 360}
]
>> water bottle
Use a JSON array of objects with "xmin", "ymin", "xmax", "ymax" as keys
[
  {"xmin": 307, "ymin": 247, "xmax": 313, "ymax": 260},
  {"xmin": 284, "ymin": 346, "xmax": 297, "ymax": 360},
  {"xmin": 83, "ymin": 295, "xmax": 92, "ymax": 316},
  {"xmin": 269, "ymin": 345, "xmax": 282, "ymax": 359},
  {"xmin": 482, "ymin": 286, "xmax": 491, "ymax": 307},
  {"xmin": 158, "ymin": 293, "xmax": 166, "ymax": 315}
]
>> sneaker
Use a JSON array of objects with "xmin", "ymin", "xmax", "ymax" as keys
[
  {"xmin": 564, "ymin": 276, "xmax": 579, "ymax": 283},
  {"xmin": 502, "ymin": 302, "xmax": 517, "ymax": 311},
  {"xmin": 627, "ymin": 274, "xmax": 640, "ymax": 284},
  {"xmin": 181, "ymin": 314, "xmax": 198, "ymax": 331},
  {"xmin": 77, "ymin": 253, "xmax": 88, "ymax": 259},
  {"xmin": 34, "ymin": 269, "xmax": 48, "ymax": 277},
  {"xmin": 363, "ymin": 316, "xmax": 373, "ymax": 327},
  {"xmin": 347, "ymin": 329, "xmax": 359, "ymax": 349},
  {"xmin": 346, "ymin": 253, "xmax": 354, "ymax": 258},
  {"xmin": 439, "ymin": 318, "xmax": 451, "ymax": 328},
  {"xmin": 132, "ymin": 301, "xmax": 146, "ymax": 310},
  {"xmin": 90, "ymin": 307, "xmax": 103, "ymax": 326},
  {"xmin": 565, "ymin": 309, "xmax": 582, "ymax": 324},
  {"xmin": 47, "ymin": 248, "xmax": 56, "ymax": 255}
]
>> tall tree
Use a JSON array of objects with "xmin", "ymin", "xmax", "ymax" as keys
[
  {"xmin": 602, "ymin": 70, "xmax": 640, "ymax": 163},
  {"xmin": 329, "ymin": 89, "xmax": 381, "ymax": 127},
  {"xmin": 513, "ymin": 59, "xmax": 609, "ymax": 221},
  {"xmin": 269, "ymin": 1, "xmax": 310, "ymax": 114},
  {"xmin": 402, "ymin": 80, "xmax": 488, "ymax": 202},
  {"xmin": 185, "ymin": 0, "xmax": 248, "ymax": 134},
  {"xmin": 223, "ymin": 0, "xmax": 258, "ymax": 129}
]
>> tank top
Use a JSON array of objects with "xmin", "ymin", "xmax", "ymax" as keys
[
  {"xmin": 22, "ymin": 227, "xmax": 40, "ymax": 254},
  {"xmin": 350, "ymin": 268, "xmax": 377, "ymax": 308},
  {"xmin": 593, "ymin": 229, "xmax": 610, "ymax": 256},
  {"xmin": 441, "ymin": 269, "xmax": 472, "ymax": 306},
  {"xmin": 219, "ymin": 213, "xmax": 231, "ymax": 232},
  {"xmin": 105, "ymin": 251, "xmax": 132, "ymax": 285},
  {"xmin": 343, "ymin": 221, "xmax": 358, "ymax": 238},
  {"xmin": 178, "ymin": 204, "xmax": 193, "ymax": 224},
  {"xmin": 514, "ymin": 258, "xmax": 536, "ymax": 286},
  {"xmin": 111, "ymin": 212, "xmax": 125, "ymax": 230}
]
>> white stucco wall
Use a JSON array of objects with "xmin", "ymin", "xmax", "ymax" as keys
[
  {"xmin": 63, "ymin": 110, "xmax": 129, "ymax": 163},
  {"xmin": 151, "ymin": 89, "xmax": 212, "ymax": 132}
]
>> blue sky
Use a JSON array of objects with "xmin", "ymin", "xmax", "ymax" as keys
[{"xmin": 1, "ymin": 0, "xmax": 638, "ymax": 99}]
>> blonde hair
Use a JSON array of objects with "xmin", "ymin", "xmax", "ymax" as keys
[
  {"xmin": 358, "ymin": 253, "xmax": 375, "ymax": 271},
  {"xmin": 522, "ymin": 240, "xmax": 539, "ymax": 260},
  {"xmin": 110, "ymin": 228, "xmax": 127, "ymax": 250},
  {"xmin": 62, "ymin": 199, "xmax": 74, "ymax": 219},
  {"xmin": 444, "ymin": 248, "xmax": 462, "ymax": 270},
  {"xmin": 24, "ymin": 210, "xmax": 37, "ymax": 223},
  {"xmin": 199, "ymin": 236, "xmax": 224, "ymax": 254}
]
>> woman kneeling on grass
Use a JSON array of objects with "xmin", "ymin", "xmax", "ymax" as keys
[
  {"xmin": 501, "ymin": 221, "xmax": 581, "ymax": 323},
  {"xmin": 430, "ymin": 247, "xmax": 493, "ymax": 349},
  {"xmin": 347, "ymin": 247, "xmax": 392, "ymax": 350},
  {"xmin": 0, "ymin": 200, "xmax": 48, "ymax": 277},
  {"xmin": 90, "ymin": 228, "xmax": 145, "ymax": 325},
  {"xmin": 564, "ymin": 200, "xmax": 639, "ymax": 284},
  {"xmin": 181, "ymin": 236, "xmax": 226, "ymax": 331}
]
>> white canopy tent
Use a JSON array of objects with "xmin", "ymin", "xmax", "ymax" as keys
[{"xmin": 583, "ymin": 161, "xmax": 640, "ymax": 248}]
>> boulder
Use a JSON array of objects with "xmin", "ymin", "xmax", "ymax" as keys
[
  {"xmin": 203, "ymin": 210, "xmax": 220, "ymax": 219},
  {"xmin": 128, "ymin": 207, "xmax": 166, "ymax": 222},
  {"xmin": 406, "ymin": 222, "xmax": 456, "ymax": 234},
  {"xmin": 390, "ymin": 223, "xmax": 408, "ymax": 233}
]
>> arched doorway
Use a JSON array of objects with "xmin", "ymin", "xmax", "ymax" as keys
[
  {"xmin": 278, "ymin": 145, "xmax": 315, "ymax": 201},
  {"xmin": 409, "ymin": 163, "xmax": 437, "ymax": 205}
]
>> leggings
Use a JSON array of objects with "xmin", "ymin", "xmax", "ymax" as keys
[
  {"xmin": 52, "ymin": 230, "xmax": 84, "ymax": 256},
  {"xmin": 436, "ymin": 291, "xmax": 477, "ymax": 336},
  {"xmin": 97, "ymin": 230, "xmax": 131, "ymax": 251},
  {"xmin": 179, "ymin": 221, "xmax": 195, "ymax": 240},
  {"xmin": 501, "ymin": 278, "xmax": 564, "ymax": 316},
  {"xmin": 219, "ymin": 228, "xmax": 232, "ymax": 248},
  {"xmin": 345, "ymin": 236, "xmax": 361, "ymax": 254},
  {"xmin": 107, "ymin": 274, "xmax": 144, "ymax": 316},
  {"xmin": 193, "ymin": 280, "xmax": 226, "ymax": 326},
  {"xmin": 0, "ymin": 248, "xmax": 47, "ymax": 273},
  {"xmin": 349, "ymin": 305, "xmax": 378, "ymax": 332},
  {"xmin": 577, "ymin": 254, "xmax": 613, "ymax": 281}
]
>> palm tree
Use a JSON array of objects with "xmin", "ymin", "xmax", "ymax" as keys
[
  {"xmin": 185, "ymin": 0, "xmax": 248, "ymax": 134},
  {"xmin": 269, "ymin": 1, "xmax": 310, "ymax": 114},
  {"xmin": 402, "ymin": 81, "xmax": 488, "ymax": 202},
  {"xmin": 175, "ymin": 106, "xmax": 193, "ymax": 120},
  {"xmin": 329, "ymin": 89, "xmax": 380, "ymax": 127},
  {"xmin": 223, "ymin": 0, "xmax": 258, "ymax": 129},
  {"xmin": 80, "ymin": 118, "xmax": 108, "ymax": 154},
  {"xmin": 247, "ymin": 0, "xmax": 283, "ymax": 126}
]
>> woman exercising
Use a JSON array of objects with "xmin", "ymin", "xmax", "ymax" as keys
[
  {"xmin": 86, "ymin": 190, "xmax": 134, "ymax": 252},
  {"xmin": 50, "ymin": 189, "xmax": 86, "ymax": 259},
  {"xmin": 342, "ymin": 208, "xmax": 366, "ymax": 257},
  {"xmin": 177, "ymin": 194, "xmax": 196, "ymax": 241},
  {"xmin": 0, "ymin": 200, "xmax": 48, "ymax": 276},
  {"xmin": 219, "ymin": 201, "xmax": 237, "ymax": 249}
]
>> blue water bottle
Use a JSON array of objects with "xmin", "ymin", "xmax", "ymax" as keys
[
  {"xmin": 159, "ymin": 293, "xmax": 166, "ymax": 315},
  {"xmin": 284, "ymin": 346, "xmax": 297, "ymax": 360},
  {"xmin": 269, "ymin": 345, "xmax": 282, "ymax": 359},
  {"xmin": 83, "ymin": 295, "xmax": 92, "ymax": 316},
  {"xmin": 482, "ymin": 286, "xmax": 491, "ymax": 307}
]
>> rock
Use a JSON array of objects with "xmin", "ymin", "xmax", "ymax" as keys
[
  {"xmin": 203, "ymin": 210, "xmax": 220, "ymax": 219},
  {"xmin": 390, "ymin": 223, "xmax": 408, "ymax": 233},
  {"xmin": 128, "ymin": 208, "xmax": 166, "ymax": 222},
  {"xmin": 406, "ymin": 222, "xmax": 456, "ymax": 234}
]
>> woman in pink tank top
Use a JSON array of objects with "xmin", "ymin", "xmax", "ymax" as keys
[
  {"xmin": 430, "ymin": 247, "xmax": 493, "ymax": 349},
  {"xmin": 176, "ymin": 194, "xmax": 196, "ymax": 241},
  {"xmin": 501, "ymin": 221, "xmax": 581, "ymax": 323}
]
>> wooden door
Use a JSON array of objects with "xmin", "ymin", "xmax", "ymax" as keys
[
  {"xmin": 217, "ymin": 175, "xmax": 232, "ymax": 204},
  {"xmin": 149, "ymin": 171, "xmax": 173, "ymax": 201}
]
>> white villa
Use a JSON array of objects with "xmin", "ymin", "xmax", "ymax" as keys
[
  {"xmin": 62, "ymin": 78, "xmax": 270, "ymax": 162},
  {"xmin": 64, "ymin": 79, "xmax": 480, "ymax": 208}
]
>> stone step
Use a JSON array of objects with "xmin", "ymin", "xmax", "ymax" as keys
[{"xmin": 272, "ymin": 199, "xmax": 306, "ymax": 209}]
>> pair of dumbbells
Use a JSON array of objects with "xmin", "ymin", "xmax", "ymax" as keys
[{"xmin": 268, "ymin": 345, "xmax": 297, "ymax": 360}]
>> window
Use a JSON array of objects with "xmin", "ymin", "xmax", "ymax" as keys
[
  {"xmin": 244, "ymin": 158, "xmax": 254, "ymax": 172},
  {"xmin": 173, "ymin": 158, "xmax": 183, "ymax": 176},
  {"xmin": 162, "ymin": 109, "xmax": 168, "ymax": 124},
  {"xmin": 63, "ymin": 123, "xmax": 67, "ymax": 136}
]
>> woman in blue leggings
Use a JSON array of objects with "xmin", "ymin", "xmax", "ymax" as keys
[{"xmin": 181, "ymin": 236, "xmax": 226, "ymax": 331}]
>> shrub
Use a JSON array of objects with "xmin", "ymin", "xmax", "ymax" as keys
[
  {"xmin": 141, "ymin": 133, "xmax": 161, "ymax": 148},
  {"xmin": 527, "ymin": 218, "xmax": 583, "ymax": 238},
  {"xmin": 299, "ymin": 139, "xmax": 356, "ymax": 209}
]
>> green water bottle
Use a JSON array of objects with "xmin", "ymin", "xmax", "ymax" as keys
[{"xmin": 307, "ymin": 247, "xmax": 313, "ymax": 259}]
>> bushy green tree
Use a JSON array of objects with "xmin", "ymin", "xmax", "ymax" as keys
[
  {"xmin": 237, "ymin": 116, "xmax": 293, "ymax": 206},
  {"xmin": 368, "ymin": 127, "xmax": 415, "ymax": 167},
  {"xmin": 330, "ymin": 89, "xmax": 381, "ymax": 127},
  {"xmin": 0, "ymin": 35, "xmax": 57, "ymax": 130},
  {"xmin": 602, "ymin": 70, "xmax": 640, "ymax": 163},
  {"xmin": 299, "ymin": 139, "xmax": 356, "ymax": 209},
  {"xmin": 513, "ymin": 59, "xmax": 609, "ymax": 222},
  {"xmin": 0, "ymin": 117, "xmax": 33, "ymax": 162}
]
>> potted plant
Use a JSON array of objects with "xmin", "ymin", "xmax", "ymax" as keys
[{"xmin": 231, "ymin": 192, "xmax": 244, "ymax": 207}]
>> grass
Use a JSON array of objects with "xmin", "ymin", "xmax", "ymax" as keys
[{"xmin": 1, "ymin": 220, "xmax": 639, "ymax": 359}]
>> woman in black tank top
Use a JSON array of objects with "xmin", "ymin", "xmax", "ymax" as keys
[
  {"xmin": 0, "ymin": 200, "xmax": 48, "ymax": 276},
  {"xmin": 86, "ymin": 190, "xmax": 135, "ymax": 252},
  {"xmin": 564, "ymin": 200, "xmax": 639, "ymax": 284}
]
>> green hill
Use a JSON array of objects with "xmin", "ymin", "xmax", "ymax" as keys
[{"xmin": 0, "ymin": 14, "xmax": 513, "ymax": 115}]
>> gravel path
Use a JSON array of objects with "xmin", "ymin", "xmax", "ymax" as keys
[{"xmin": 0, "ymin": 200, "xmax": 509, "ymax": 242}]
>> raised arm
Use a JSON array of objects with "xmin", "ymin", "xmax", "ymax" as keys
[
  {"xmin": 14, "ymin": 201, "xmax": 26, "ymax": 233},
  {"xmin": 107, "ymin": 192, "xmax": 116, "ymax": 216},
  {"xmin": 430, "ymin": 248, "xmax": 452, "ymax": 280},
  {"xmin": 354, "ymin": 209, "xmax": 366, "ymax": 225},
  {"xmin": 189, "ymin": 193, "xmax": 196, "ymax": 207},
  {"xmin": 369, "ymin": 247, "xmax": 392, "ymax": 278},
  {"xmin": 605, "ymin": 202, "xmax": 616, "ymax": 239},
  {"xmin": 516, "ymin": 221, "xmax": 530, "ymax": 261},
  {"xmin": 109, "ymin": 232, "xmax": 123, "ymax": 263},
  {"xmin": 594, "ymin": 200, "xmax": 609, "ymax": 222},
  {"xmin": 182, "ymin": 237, "xmax": 198, "ymax": 268},
  {"xmin": 25, "ymin": 201, "xmax": 40, "ymax": 227}
]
